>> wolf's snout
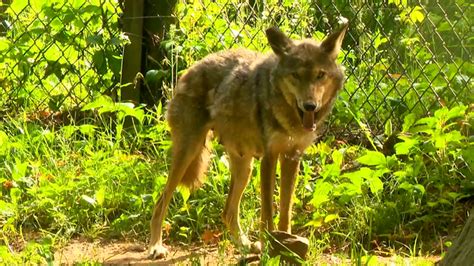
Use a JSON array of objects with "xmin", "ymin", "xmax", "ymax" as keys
[{"xmin": 303, "ymin": 102, "xmax": 317, "ymax": 112}]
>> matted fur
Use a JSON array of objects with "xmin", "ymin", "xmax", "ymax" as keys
[{"xmin": 148, "ymin": 24, "xmax": 349, "ymax": 259}]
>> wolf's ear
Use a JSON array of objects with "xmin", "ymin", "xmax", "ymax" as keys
[
  {"xmin": 266, "ymin": 27, "xmax": 294, "ymax": 57},
  {"xmin": 321, "ymin": 23, "xmax": 349, "ymax": 59}
]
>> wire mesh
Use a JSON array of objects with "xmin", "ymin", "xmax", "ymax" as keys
[
  {"xmin": 0, "ymin": 0, "xmax": 123, "ymax": 116},
  {"xmin": 0, "ymin": 0, "xmax": 472, "ymax": 139},
  {"xmin": 156, "ymin": 0, "xmax": 472, "ymax": 139}
]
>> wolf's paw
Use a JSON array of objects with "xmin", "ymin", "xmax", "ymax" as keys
[
  {"xmin": 148, "ymin": 244, "xmax": 168, "ymax": 260},
  {"xmin": 251, "ymin": 241, "xmax": 262, "ymax": 254},
  {"xmin": 235, "ymin": 235, "xmax": 261, "ymax": 254}
]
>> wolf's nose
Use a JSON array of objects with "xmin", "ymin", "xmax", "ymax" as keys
[{"xmin": 303, "ymin": 102, "xmax": 317, "ymax": 112}]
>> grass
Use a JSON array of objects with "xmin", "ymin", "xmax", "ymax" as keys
[{"xmin": 0, "ymin": 102, "xmax": 471, "ymax": 264}]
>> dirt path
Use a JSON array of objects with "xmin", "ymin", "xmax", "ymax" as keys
[
  {"xmin": 54, "ymin": 239, "xmax": 441, "ymax": 265},
  {"xmin": 54, "ymin": 239, "xmax": 239, "ymax": 265}
]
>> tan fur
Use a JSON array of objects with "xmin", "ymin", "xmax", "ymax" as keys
[{"xmin": 148, "ymin": 24, "xmax": 349, "ymax": 259}]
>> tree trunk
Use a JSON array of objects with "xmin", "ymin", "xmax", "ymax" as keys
[
  {"xmin": 439, "ymin": 207, "xmax": 474, "ymax": 265},
  {"xmin": 141, "ymin": 0, "xmax": 177, "ymax": 107}
]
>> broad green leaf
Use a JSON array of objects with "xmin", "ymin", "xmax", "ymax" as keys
[
  {"xmin": 93, "ymin": 50, "xmax": 107, "ymax": 74},
  {"xmin": 310, "ymin": 180, "xmax": 332, "ymax": 208},
  {"xmin": 445, "ymin": 105, "xmax": 467, "ymax": 122},
  {"xmin": 398, "ymin": 181, "xmax": 412, "ymax": 191},
  {"xmin": 357, "ymin": 151, "xmax": 386, "ymax": 166},
  {"xmin": 0, "ymin": 200, "xmax": 15, "ymax": 217},
  {"xmin": 394, "ymin": 136, "xmax": 418, "ymax": 155},
  {"xmin": 0, "ymin": 131, "xmax": 9, "ymax": 155},
  {"xmin": 179, "ymin": 186, "xmax": 190, "ymax": 203},
  {"xmin": 362, "ymin": 255, "xmax": 379, "ymax": 266},
  {"xmin": 342, "ymin": 170, "xmax": 365, "ymax": 194},
  {"xmin": 0, "ymin": 38, "xmax": 11, "ymax": 51},
  {"xmin": 415, "ymin": 116, "xmax": 436, "ymax": 127},
  {"xmin": 434, "ymin": 131, "xmax": 464, "ymax": 149},
  {"xmin": 12, "ymin": 160, "xmax": 28, "ymax": 181},
  {"xmin": 145, "ymin": 69, "xmax": 167, "ymax": 85},
  {"xmin": 332, "ymin": 150, "xmax": 343, "ymax": 167},
  {"xmin": 305, "ymin": 218, "xmax": 323, "ymax": 228},
  {"xmin": 324, "ymin": 214, "xmax": 339, "ymax": 223},
  {"xmin": 29, "ymin": 0, "xmax": 45, "ymax": 11},
  {"xmin": 10, "ymin": 188, "xmax": 21, "ymax": 205},
  {"xmin": 367, "ymin": 175, "xmax": 384, "ymax": 194},
  {"xmin": 44, "ymin": 45, "xmax": 62, "ymax": 61},
  {"xmin": 413, "ymin": 184, "xmax": 425, "ymax": 194},
  {"xmin": 81, "ymin": 95, "xmax": 114, "ymax": 111},
  {"xmin": 402, "ymin": 113, "xmax": 416, "ymax": 132},
  {"xmin": 78, "ymin": 125, "xmax": 97, "ymax": 137},
  {"xmin": 61, "ymin": 126, "xmax": 78, "ymax": 139},
  {"xmin": 7, "ymin": 0, "xmax": 28, "ymax": 15},
  {"xmin": 178, "ymin": 186, "xmax": 190, "ymax": 211},
  {"xmin": 409, "ymin": 6, "xmax": 425, "ymax": 23},
  {"xmin": 96, "ymin": 187, "xmax": 106, "ymax": 206}
]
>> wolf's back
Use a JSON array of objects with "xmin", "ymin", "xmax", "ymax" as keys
[{"xmin": 173, "ymin": 49, "xmax": 260, "ymax": 99}]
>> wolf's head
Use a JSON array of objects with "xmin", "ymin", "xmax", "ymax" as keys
[{"xmin": 266, "ymin": 24, "xmax": 348, "ymax": 131}]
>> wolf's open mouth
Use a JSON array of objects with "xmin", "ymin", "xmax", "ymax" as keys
[{"xmin": 298, "ymin": 108, "xmax": 316, "ymax": 131}]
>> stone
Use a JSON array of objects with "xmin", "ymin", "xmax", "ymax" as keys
[{"xmin": 268, "ymin": 230, "xmax": 309, "ymax": 265}]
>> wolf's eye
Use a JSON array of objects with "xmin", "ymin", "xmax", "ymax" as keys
[
  {"xmin": 315, "ymin": 71, "xmax": 326, "ymax": 80},
  {"xmin": 291, "ymin": 72, "xmax": 301, "ymax": 80}
]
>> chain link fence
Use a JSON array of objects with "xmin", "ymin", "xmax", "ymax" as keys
[
  {"xmin": 0, "ymin": 0, "xmax": 472, "ymax": 139},
  {"xmin": 156, "ymin": 0, "xmax": 472, "ymax": 139},
  {"xmin": 0, "ymin": 0, "xmax": 122, "ymax": 117}
]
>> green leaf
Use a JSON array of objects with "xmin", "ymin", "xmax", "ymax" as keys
[
  {"xmin": 367, "ymin": 175, "xmax": 384, "ymax": 194},
  {"xmin": 310, "ymin": 180, "xmax": 332, "ymax": 208},
  {"xmin": 402, "ymin": 113, "xmax": 416, "ymax": 132},
  {"xmin": 357, "ymin": 151, "xmax": 386, "ymax": 166},
  {"xmin": 384, "ymin": 119, "xmax": 393, "ymax": 136},
  {"xmin": 145, "ymin": 69, "xmax": 167, "ymax": 85},
  {"xmin": 81, "ymin": 95, "xmax": 114, "ymax": 111},
  {"xmin": 96, "ymin": 187, "xmax": 105, "ymax": 206},
  {"xmin": 409, "ymin": 6, "xmax": 425, "ymax": 23},
  {"xmin": 92, "ymin": 50, "xmax": 107, "ymax": 74},
  {"xmin": 7, "ymin": 0, "xmax": 28, "ymax": 15},
  {"xmin": 0, "ymin": 130, "xmax": 9, "ymax": 155},
  {"xmin": 0, "ymin": 38, "xmax": 11, "ymax": 51},
  {"xmin": 78, "ymin": 125, "xmax": 97, "ymax": 137},
  {"xmin": 61, "ymin": 126, "xmax": 79, "ymax": 139},
  {"xmin": 394, "ymin": 136, "xmax": 418, "ymax": 155},
  {"xmin": 341, "ymin": 170, "xmax": 365, "ymax": 194},
  {"xmin": 332, "ymin": 150, "xmax": 343, "ymax": 167},
  {"xmin": 44, "ymin": 46, "xmax": 62, "ymax": 61},
  {"xmin": 324, "ymin": 214, "xmax": 339, "ymax": 223},
  {"xmin": 0, "ymin": 200, "xmax": 15, "ymax": 217},
  {"xmin": 413, "ymin": 184, "xmax": 425, "ymax": 194},
  {"xmin": 399, "ymin": 181, "xmax": 412, "ymax": 191}
]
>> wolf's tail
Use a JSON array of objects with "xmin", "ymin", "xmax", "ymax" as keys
[{"xmin": 179, "ymin": 134, "xmax": 212, "ymax": 191}]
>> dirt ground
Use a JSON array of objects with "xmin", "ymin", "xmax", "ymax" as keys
[
  {"xmin": 54, "ymin": 239, "xmax": 441, "ymax": 265},
  {"xmin": 54, "ymin": 239, "xmax": 241, "ymax": 265}
]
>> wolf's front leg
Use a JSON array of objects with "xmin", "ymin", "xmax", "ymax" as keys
[
  {"xmin": 278, "ymin": 154, "xmax": 300, "ymax": 233},
  {"xmin": 260, "ymin": 153, "xmax": 278, "ymax": 233},
  {"xmin": 222, "ymin": 153, "xmax": 260, "ymax": 252}
]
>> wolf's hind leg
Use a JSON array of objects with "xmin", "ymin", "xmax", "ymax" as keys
[{"xmin": 148, "ymin": 95, "xmax": 210, "ymax": 259}]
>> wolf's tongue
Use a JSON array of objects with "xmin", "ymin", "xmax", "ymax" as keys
[{"xmin": 303, "ymin": 111, "xmax": 315, "ymax": 131}]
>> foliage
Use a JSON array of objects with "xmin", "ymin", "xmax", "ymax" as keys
[
  {"xmin": 0, "ymin": 0, "xmax": 472, "ymax": 264},
  {"xmin": 0, "ymin": 97, "xmax": 472, "ymax": 262},
  {"xmin": 299, "ymin": 105, "xmax": 472, "ymax": 254},
  {"xmin": 0, "ymin": 0, "xmax": 124, "ymax": 112}
]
